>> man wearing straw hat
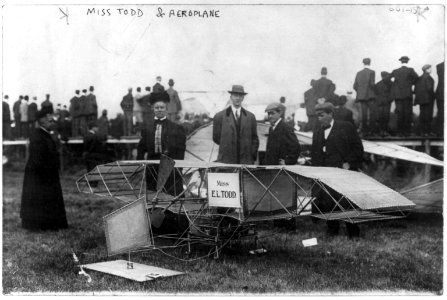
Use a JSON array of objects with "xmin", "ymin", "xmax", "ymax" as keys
[{"xmin": 213, "ymin": 85, "xmax": 259, "ymax": 164}]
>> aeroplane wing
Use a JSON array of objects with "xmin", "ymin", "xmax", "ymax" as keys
[
  {"xmin": 185, "ymin": 122, "xmax": 444, "ymax": 167},
  {"xmin": 400, "ymin": 179, "xmax": 443, "ymax": 213}
]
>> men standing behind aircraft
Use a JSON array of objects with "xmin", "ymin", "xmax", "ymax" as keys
[
  {"xmin": 304, "ymin": 79, "xmax": 318, "ymax": 132},
  {"xmin": 375, "ymin": 71, "xmax": 392, "ymax": 137},
  {"xmin": 120, "ymin": 88, "xmax": 134, "ymax": 136},
  {"xmin": 213, "ymin": 85, "xmax": 259, "ymax": 164},
  {"xmin": 69, "ymin": 90, "xmax": 81, "ymax": 137},
  {"xmin": 41, "ymin": 94, "xmax": 54, "ymax": 114},
  {"xmin": 264, "ymin": 103, "xmax": 300, "ymax": 165},
  {"xmin": 435, "ymin": 62, "xmax": 444, "ymax": 137},
  {"xmin": 390, "ymin": 56, "xmax": 419, "ymax": 136},
  {"xmin": 311, "ymin": 102, "xmax": 364, "ymax": 238},
  {"xmin": 354, "ymin": 58, "xmax": 376, "ymax": 136},
  {"xmin": 166, "ymin": 79, "xmax": 182, "ymax": 122},
  {"xmin": 314, "ymin": 67, "xmax": 334, "ymax": 103},
  {"xmin": 3, "ymin": 95, "xmax": 11, "ymax": 140},
  {"xmin": 28, "ymin": 96, "xmax": 38, "ymax": 132},
  {"xmin": 79, "ymin": 89, "xmax": 88, "ymax": 135},
  {"xmin": 153, "ymin": 76, "xmax": 165, "ymax": 94},
  {"xmin": 133, "ymin": 87, "xmax": 143, "ymax": 133},
  {"xmin": 86, "ymin": 86, "xmax": 98, "ymax": 124},
  {"xmin": 414, "ymin": 64, "xmax": 436, "ymax": 136}
]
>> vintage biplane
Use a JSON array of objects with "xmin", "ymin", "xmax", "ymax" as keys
[{"xmin": 77, "ymin": 155, "xmax": 415, "ymax": 260}]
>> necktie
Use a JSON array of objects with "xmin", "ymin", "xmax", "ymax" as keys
[
  {"xmin": 235, "ymin": 110, "xmax": 239, "ymax": 120},
  {"xmin": 154, "ymin": 120, "xmax": 162, "ymax": 153}
]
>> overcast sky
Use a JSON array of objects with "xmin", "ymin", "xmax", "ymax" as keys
[{"xmin": 2, "ymin": 3, "xmax": 445, "ymax": 118}]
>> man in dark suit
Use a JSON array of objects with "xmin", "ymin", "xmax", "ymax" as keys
[
  {"xmin": 120, "ymin": 88, "xmax": 134, "ymax": 136},
  {"xmin": 137, "ymin": 91, "xmax": 186, "ymax": 196},
  {"xmin": 213, "ymin": 85, "xmax": 259, "ymax": 164},
  {"xmin": 83, "ymin": 121, "xmax": 111, "ymax": 172},
  {"xmin": 166, "ymin": 79, "xmax": 182, "ymax": 122},
  {"xmin": 41, "ymin": 94, "xmax": 54, "ymax": 114},
  {"xmin": 13, "ymin": 96, "xmax": 22, "ymax": 138},
  {"xmin": 390, "ymin": 56, "xmax": 419, "ymax": 136},
  {"xmin": 304, "ymin": 79, "xmax": 318, "ymax": 132},
  {"xmin": 153, "ymin": 76, "xmax": 165, "ymax": 94},
  {"xmin": 314, "ymin": 67, "xmax": 334, "ymax": 103},
  {"xmin": 414, "ymin": 64, "xmax": 436, "ymax": 136},
  {"xmin": 311, "ymin": 102, "xmax": 364, "ymax": 238},
  {"xmin": 20, "ymin": 109, "xmax": 68, "ymax": 231},
  {"xmin": 79, "ymin": 89, "xmax": 88, "ymax": 136},
  {"xmin": 375, "ymin": 71, "xmax": 392, "ymax": 137},
  {"xmin": 27, "ymin": 96, "xmax": 38, "ymax": 133},
  {"xmin": 333, "ymin": 95, "xmax": 355, "ymax": 126},
  {"xmin": 3, "ymin": 95, "xmax": 11, "ymax": 140},
  {"xmin": 86, "ymin": 86, "xmax": 98, "ymax": 124},
  {"xmin": 354, "ymin": 58, "xmax": 377, "ymax": 136},
  {"xmin": 264, "ymin": 103, "xmax": 300, "ymax": 165},
  {"xmin": 69, "ymin": 90, "xmax": 81, "ymax": 137},
  {"xmin": 435, "ymin": 62, "xmax": 444, "ymax": 137}
]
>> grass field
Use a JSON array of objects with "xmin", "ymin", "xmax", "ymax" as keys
[{"xmin": 2, "ymin": 169, "xmax": 443, "ymax": 295}]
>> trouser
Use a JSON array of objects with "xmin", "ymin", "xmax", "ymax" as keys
[
  {"xmin": 72, "ymin": 117, "xmax": 80, "ymax": 137},
  {"xmin": 123, "ymin": 111, "xmax": 133, "ymax": 136},
  {"xmin": 395, "ymin": 97, "xmax": 413, "ymax": 135},
  {"xmin": 377, "ymin": 104, "xmax": 391, "ymax": 133},
  {"xmin": 3, "ymin": 122, "xmax": 11, "ymax": 139},
  {"xmin": 359, "ymin": 99, "xmax": 378, "ymax": 134},
  {"xmin": 79, "ymin": 116, "xmax": 87, "ymax": 136},
  {"xmin": 20, "ymin": 122, "xmax": 29, "ymax": 138},
  {"xmin": 14, "ymin": 118, "xmax": 21, "ymax": 138},
  {"xmin": 419, "ymin": 103, "xmax": 434, "ymax": 134}
]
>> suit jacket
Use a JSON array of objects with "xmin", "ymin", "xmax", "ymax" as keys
[
  {"xmin": 152, "ymin": 83, "xmax": 165, "ymax": 94},
  {"xmin": 374, "ymin": 79, "xmax": 392, "ymax": 106},
  {"xmin": 27, "ymin": 102, "xmax": 38, "ymax": 122},
  {"xmin": 313, "ymin": 77, "xmax": 334, "ymax": 100},
  {"xmin": 120, "ymin": 93, "xmax": 134, "ymax": 112},
  {"xmin": 86, "ymin": 93, "xmax": 98, "ymax": 116},
  {"xmin": 3, "ymin": 101, "xmax": 11, "ymax": 123},
  {"xmin": 311, "ymin": 120, "xmax": 363, "ymax": 170},
  {"xmin": 354, "ymin": 68, "xmax": 376, "ymax": 100},
  {"xmin": 414, "ymin": 73, "xmax": 435, "ymax": 105},
  {"xmin": 41, "ymin": 100, "xmax": 54, "ymax": 114},
  {"xmin": 265, "ymin": 120, "xmax": 301, "ymax": 165},
  {"xmin": 213, "ymin": 106, "xmax": 259, "ymax": 164},
  {"xmin": 334, "ymin": 107, "xmax": 355, "ymax": 126},
  {"xmin": 137, "ymin": 119, "xmax": 186, "ymax": 160},
  {"xmin": 78, "ymin": 96, "xmax": 88, "ymax": 116},
  {"xmin": 166, "ymin": 87, "xmax": 182, "ymax": 114},
  {"xmin": 69, "ymin": 96, "xmax": 80, "ymax": 117},
  {"xmin": 304, "ymin": 88, "xmax": 317, "ymax": 116},
  {"xmin": 390, "ymin": 66, "xmax": 419, "ymax": 99},
  {"xmin": 13, "ymin": 100, "xmax": 21, "ymax": 120},
  {"xmin": 436, "ymin": 62, "xmax": 444, "ymax": 103}
]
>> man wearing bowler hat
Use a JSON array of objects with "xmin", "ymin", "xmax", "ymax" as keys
[
  {"xmin": 213, "ymin": 85, "xmax": 259, "ymax": 164},
  {"xmin": 311, "ymin": 102, "xmax": 364, "ymax": 238},
  {"xmin": 390, "ymin": 56, "xmax": 419, "ymax": 136}
]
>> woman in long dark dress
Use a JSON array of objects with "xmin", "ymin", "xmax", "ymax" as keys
[{"xmin": 20, "ymin": 110, "xmax": 68, "ymax": 230}]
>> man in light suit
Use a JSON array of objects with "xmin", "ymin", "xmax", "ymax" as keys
[
  {"xmin": 354, "ymin": 58, "xmax": 377, "ymax": 136},
  {"xmin": 213, "ymin": 85, "xmax": 259, "ymax": 164},
  {"xmin": 311, "ymin": 102, "xmax": 364, "ymax": 238},
  {"xmin": 390, "ymin": 56, "xmax": 419, "ymax": 136}
]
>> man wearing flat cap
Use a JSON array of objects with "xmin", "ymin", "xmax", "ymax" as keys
[
  {"xmin": 311, "ymin": 102, "xmax": 364, "ymax": 238},
  {"xmin": 137, "ymin": 91, "xmax": 186, "ymax": 195},
  {"xmin": 390, "ymin": 56, "xmax": 419, "ymax": 136},
  {"xmin": 414, "ymin": 64, "xmax": 436, "ymax": 136},
  {"xmin": 264, "ymin": 103, "xmax": 301, "ymax": 165},
  {"xmin": 354, "ymin": 58, "xmax": 377, "ymax": 136},
  {"xmin": 20, "ymin": 109, "xmax": 68, "ymax": 231},
  {"xmin": 213, "ymin": 85, "xmax": 259, "ymax": 164}
]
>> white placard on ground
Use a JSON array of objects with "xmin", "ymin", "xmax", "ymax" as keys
[
  {"xmin": 82, "ymin": 260, "xmax": 184, "ymax": 282},
  {"xmin": 207, "ymin": 173, "xmax": 241, "ymax": 208},
  {"xmin": 302, "ymin": 238, "xmax": 318, "ymax": 247}
]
